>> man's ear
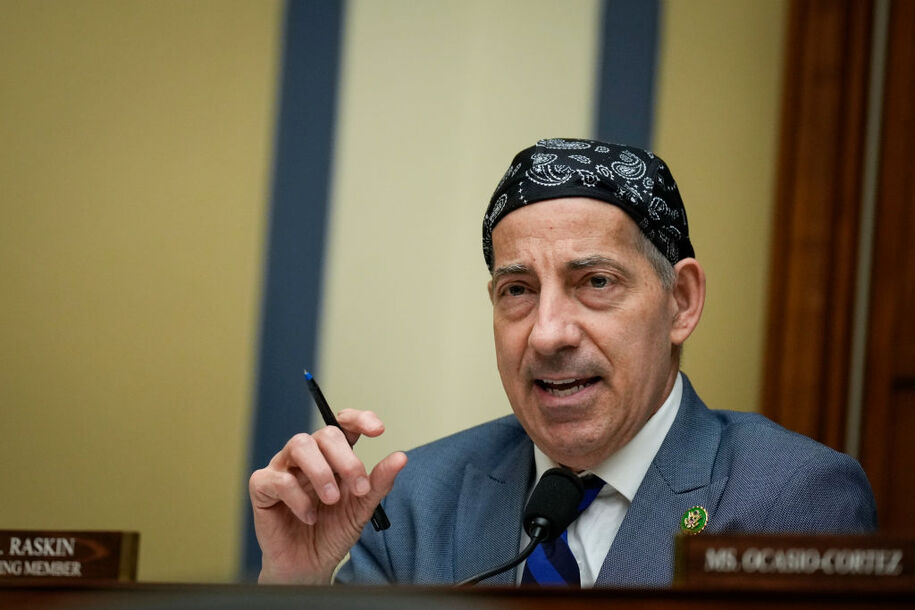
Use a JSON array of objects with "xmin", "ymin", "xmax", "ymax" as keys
[
  {"xmin": 487, "ymin": 279, "xmax": 494, "ymax": 304},
  {"xmin": 670, "ymin": 258, "xmax": 705, "ymax": 346}
]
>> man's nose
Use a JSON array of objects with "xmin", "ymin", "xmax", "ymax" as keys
[{"xmin": 528, "ymin": 288, "xmax": 581, "ymax": 355}]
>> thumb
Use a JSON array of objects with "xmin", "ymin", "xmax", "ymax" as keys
[{"xmin": 363, "ymin": 451, "xmax": 408, "ymax": 507}]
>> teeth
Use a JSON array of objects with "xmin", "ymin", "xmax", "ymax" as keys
[
  {"xmin": 546, "ymin": 384, "xmax": 587, "ymax": 397},
  {"xmin": 538, "ymin": 378, "xmax": 590, "ymax": 397},
  {"xmin": 543, "ymin": 378, "xmax": 577, "ymax": 386}
]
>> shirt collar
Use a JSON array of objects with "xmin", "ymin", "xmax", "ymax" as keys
[{"xmin": 533, "ymin": 372, "xmax": 683, "ymax": 502}]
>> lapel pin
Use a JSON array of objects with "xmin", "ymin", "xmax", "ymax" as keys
[{"xmin": 680, "ymin": 506, "xmax": 708, "ymax": 534}]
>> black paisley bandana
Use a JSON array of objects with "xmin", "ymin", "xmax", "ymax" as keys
[{"xmin": 482, "ymin": 138, "xmax": 694, "ymax": 271}]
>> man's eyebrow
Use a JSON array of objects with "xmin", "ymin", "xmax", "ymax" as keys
[
  {"xmin": 491, "ymin": 263, "xmax": 529, "ymax": 281},
  {"xmin": 567, "ymin": 255, "xmax": 623, "ymax": 271}
]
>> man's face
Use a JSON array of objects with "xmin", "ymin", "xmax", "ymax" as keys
[{"xmin": 489, "ymin": 197, "xmax": 680, "ymax": 470}]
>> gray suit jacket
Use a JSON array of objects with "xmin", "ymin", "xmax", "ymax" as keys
[{"xmin": 336, "ymin": 376, "xmax": 876, "ymax": 586}]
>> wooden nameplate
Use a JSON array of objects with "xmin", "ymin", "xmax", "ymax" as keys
[
  {"xmin": 0, "ymin": 530, "xmax": 139, "ymax": 582},
  {"xmin": 675, "ymin": 533, "xmax": 914, "ymax": 590}
]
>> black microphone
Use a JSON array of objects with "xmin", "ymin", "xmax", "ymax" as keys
[{"xmin": 456, "ymin": 467, "xmax": 584, "ymax": 586}]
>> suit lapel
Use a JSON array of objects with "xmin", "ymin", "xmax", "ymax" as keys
[
  {"xmin": 452, "ymin": 432, "xmax": 534, "ymax": 584},
  {"xmin": 596, "ymin": 376, "xmax": 727, "ymax": 586}
]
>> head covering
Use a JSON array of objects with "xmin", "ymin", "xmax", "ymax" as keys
[{"xmin": 482, "ymin": 138, "xmax": 694, "ymax": 271}]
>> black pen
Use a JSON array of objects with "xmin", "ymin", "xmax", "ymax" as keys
[{"xmin": 303, "ymin": 370, "xmax": 391, "ymax": 531}]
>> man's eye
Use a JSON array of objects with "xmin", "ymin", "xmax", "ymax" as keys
[
  {"xmin": 589, "ymin": 275, "xmax": 611, "ymax": 288},
  {"xmin": 506, "ymin": 285, "xmax": 527, "ymax": 296}
]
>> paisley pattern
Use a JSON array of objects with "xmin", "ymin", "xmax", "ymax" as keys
[
  {"xmin": 648, "ymin": 196, "xmax": 670, "ymax": 221},
  {"xmin": 482, "ymin": 138, "xmax": 693, "ymax": 271},
  {"xmin": 486, "ymin": 193, "xmax": 508, "ymax": 229},
  {"xmin": 610, "ymin": 151, "xmax": 646, "ymax": 180},
  {"xmin": 537, "ymin": 138, "xmax": 592, "ymax": 150},
  {"xmin": 576, "ymin": 169, "xmax": 599, "ymax": 187},
  {"xmin": 527, "ymin": 163, "xmax": 573, "ymax": 187},
  {"xmin": 531, "ymin": 153, "xmax": 557, "ymax": 165}
]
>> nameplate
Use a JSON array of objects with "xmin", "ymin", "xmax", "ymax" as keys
[
  {"xmin": 0, "ymin": 530, "xmax": 139, "ymax": 582},
  {"xmin": 675, "ymin": 533, "xmax": 914, "ymax": 590}
]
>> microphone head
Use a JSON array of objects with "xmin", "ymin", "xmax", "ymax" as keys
[{"xmin": 523, "ymin": 467, "xmax": 585, "ymax": 542}]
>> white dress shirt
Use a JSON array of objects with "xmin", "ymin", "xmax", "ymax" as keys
[{"xmin": 519, "ymin": 373, "xmax": 683, "ymax": 586}]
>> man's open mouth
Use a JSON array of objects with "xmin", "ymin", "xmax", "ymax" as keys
[{"xmin": 534, "ymin": 377, "xmax": 600, "ymax": 397}]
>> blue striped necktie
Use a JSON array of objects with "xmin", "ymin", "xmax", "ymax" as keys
[{"xmin": 520, "ymin": 474, "xmax": 605, "ymax": 586}]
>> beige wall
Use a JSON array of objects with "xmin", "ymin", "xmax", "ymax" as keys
[
  {"xmin": 654, "ymin": 0, "xmax": 787, "ymax": 412},
  {"xmin": 0, "ymin": 0, "xmax": 282, "ymax": 582}
]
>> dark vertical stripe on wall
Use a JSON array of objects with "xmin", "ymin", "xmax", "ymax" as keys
[
  {"xmin": 243, "ymin": 0, "xmax": 344, "ymax": 579},
  {"xmin": 595, "ymin": 0, "xmax": 660, "ymax": 149}
]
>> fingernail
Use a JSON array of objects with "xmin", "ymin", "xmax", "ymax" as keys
[
  {"xmin": 322, "ymin": 483, "xmax": 339, "ymax": 502},
  {"xmin": 354, "ymin": 476, "xmax": 370, "ymax": 495},
  {"xmin": 304, "ymin": 509, "xmax": 317, "ymax": 524}
]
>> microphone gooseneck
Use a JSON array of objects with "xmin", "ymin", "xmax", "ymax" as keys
[{"xmin": 456, "ymin": 467, "xmax": 584, "ymax": 586}]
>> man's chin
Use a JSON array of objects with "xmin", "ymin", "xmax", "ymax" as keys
[
  {"xmin": 549, "ymin": 448, "xmax": 605, "ymax": 472},
  {"xmin": 533, "ymin": 427, "xmax": 610, "ymax": 470}
]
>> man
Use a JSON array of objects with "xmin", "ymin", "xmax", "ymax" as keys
[{"xmin": 249, "ymin": 138, "xmax": 876, "ymax": 587}]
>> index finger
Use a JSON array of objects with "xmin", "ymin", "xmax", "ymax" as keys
[{"xmin": 335, "ymin": 409, "xmax": 385, "ymax": 445}]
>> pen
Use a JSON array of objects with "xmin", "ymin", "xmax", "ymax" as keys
[{"xmin": 303, "ymin": 370, "xmax": 391, "ymax": 531}]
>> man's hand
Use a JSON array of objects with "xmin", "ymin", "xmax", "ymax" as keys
[{"xmin": 248, "ymin": 409, "xmax": 407, "ymax": 584}]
